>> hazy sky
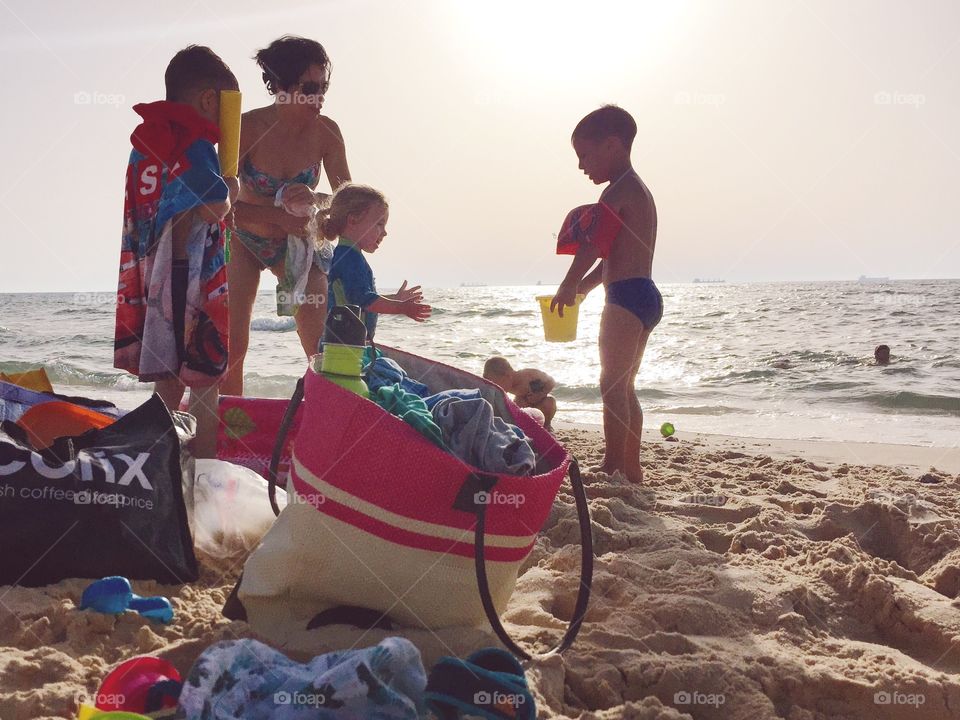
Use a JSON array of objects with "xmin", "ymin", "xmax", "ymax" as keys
[{"xmin": 1, "ymin": 0, "xmax": 958, "ymax": 291}]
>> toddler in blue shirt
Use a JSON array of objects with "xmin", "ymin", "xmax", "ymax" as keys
[{"xmin": 323, "ymin": 184, "xmax": 430, "ymax": 340}]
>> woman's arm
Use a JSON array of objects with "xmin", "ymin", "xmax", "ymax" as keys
[{"xmin": 319, "ymin": 116, "xmax": 351, "ymax": 194}]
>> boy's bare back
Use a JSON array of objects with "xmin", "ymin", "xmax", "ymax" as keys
[
  {"xmin": 511, "ymin": 368, "xmax": 555, "ymax": 403},
  {"xmin": 600, "ymin": 171, "xmax": 657, "ymax": 284}
]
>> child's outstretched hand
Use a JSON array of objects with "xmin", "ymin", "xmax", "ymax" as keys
[
  {"xmin": 401, "ymin": 300, "xmax": 431, "ymax": 322},
  {"xmin": 393, "ymin": 280, "xmax": 423, "ymax": 303}
]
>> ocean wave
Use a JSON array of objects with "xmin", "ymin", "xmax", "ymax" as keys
[
  {"xmin": 553, "ymin": 385, "xmax": 675, "ymax": 401},
  {"xmin": 251, "ymin": 317, "xmax": 297, "ymax": 332},
  {"xmin": 0, "ymin": 359, "xmax": 142, "ymax": 392},
  {"xmin": 702, "ymin": 368, "xmax": 777, "ymax": 383},
  {"xmin": 782, "ymin": 350, "xmax": 860, "ymax": 366},
  {"xmin": 848, "ymin": 391, "xmax": 960, "ymax": 416},
  {"xmin": 241, "ymin": 373, "xmax": 300, "ymax": 398},
  {"xmin": 880, "ymin": 365, "xmax": 920, "ymax": 376},
  {"xmin": 452, "ymin": 308, "xmax": 536, "ymax": 318},
  {"xmin": 659, "ymin": 405, "xmax": 742, "ymax": 416},
  {"xmin": 48, "ymin": 362, "xmax": 142, "ymax": 391},
  {"xmin": 803, "ymin": 380, "xmax": 862, "ymax": 392}
]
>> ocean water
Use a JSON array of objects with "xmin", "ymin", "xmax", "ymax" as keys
[{"xmin": 0, "ymin": 280, "xmax": 957, "ymax": 447}]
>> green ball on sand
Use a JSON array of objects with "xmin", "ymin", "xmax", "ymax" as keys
[{"xmin": 660, "ymin": 422, "xmax": 676, "ymax": 438}]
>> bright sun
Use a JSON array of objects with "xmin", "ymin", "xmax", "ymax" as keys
[{"xmin": 449, "ymin": 0, "xmax": 690, "ymax": 89}]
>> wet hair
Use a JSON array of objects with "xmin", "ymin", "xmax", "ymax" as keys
[
  {"xmin": 164, "ymin": 45, "xmax": 238, "ymax": 102},
  {"xmin": 874, "ymin": 344, "xmax": 891, "ymax": 363},
  {"xmin": 483, "ymin": 356, "xmax": 514, "ymax": 381},
  {"xmin": 318, "ymin": 184, "xmax": 387, "ymax": 241},
  {"xmin": 255, "ymin": 36, "xmax": 331, "ymax": 95},
  {"xmin": 572, "ymin": 105, "xmax": 637, "ymax": 150}
]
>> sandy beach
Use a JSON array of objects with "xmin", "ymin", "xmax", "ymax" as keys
[{"xmin": 3, "ymin": 427, "xmax": 958, "ymax": 719}]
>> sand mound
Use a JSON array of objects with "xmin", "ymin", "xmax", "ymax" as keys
[{"xmin": 3, "ymin": 431, "xmax": 960, "ymax": 718}]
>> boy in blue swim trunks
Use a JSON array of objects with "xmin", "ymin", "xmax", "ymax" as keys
[{"xmin": 551, "ymin": 105, "xmax": 661, "ymax": 483}]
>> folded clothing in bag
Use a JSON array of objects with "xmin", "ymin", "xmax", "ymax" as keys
[
  {"xmin": 0, "ymin": 394, "xmax": 198, "ymax": 586},
  {"xmin": 364, "ymin": 356, "xmax": 430, "ymax": 397},
  {"xmin": 428, "ymin": 390, "xmax": 536, "ymax": 476}
]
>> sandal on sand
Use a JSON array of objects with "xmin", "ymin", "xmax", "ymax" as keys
[{"xmin": 425, "ymin": 647, "xmax": 536, "ymax": 720}]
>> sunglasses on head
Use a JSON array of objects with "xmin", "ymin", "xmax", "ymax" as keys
[{"xmin": 299, "ymin": 80, "xmax": 329, "ymax": 97}]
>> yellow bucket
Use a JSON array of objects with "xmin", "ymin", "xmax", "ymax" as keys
[{"xmin": 537, "ymin": 294, "xmax": 584, "ymax": 342}]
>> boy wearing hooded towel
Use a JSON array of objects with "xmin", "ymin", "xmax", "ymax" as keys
[{"xmin": 115, "ymin": 46, "xmax": 240, "ymax": 457}]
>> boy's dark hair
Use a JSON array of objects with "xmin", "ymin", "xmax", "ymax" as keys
[
  {"xmin": 255, "ymin": 35, "xmax": 331, "ymax": 95},
  {"xmin": 573, "ymin": 105, "xmax": 637, "ymax": 150},
  {"xmin": 165, "ymin": 45, "xmax": 238, "ymax": 102}
]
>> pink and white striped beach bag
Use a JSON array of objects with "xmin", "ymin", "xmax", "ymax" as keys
[{"xmin": 228, "ymin": 346, "xmax": 592, "ymax": 658}]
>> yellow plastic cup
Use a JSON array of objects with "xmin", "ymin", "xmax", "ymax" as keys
[
  {"xmin": 537, "ymin": 294, "xmax": 585, "ymax": 342},
  {"xmin": 218, "ymin": 90, "xmax": 242, "ymax": 178}
]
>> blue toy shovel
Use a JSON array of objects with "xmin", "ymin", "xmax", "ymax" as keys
[{"xmin": 79, "ymin": 576, "xmax": 174, "ymax": 624}]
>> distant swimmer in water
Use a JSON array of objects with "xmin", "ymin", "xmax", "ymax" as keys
[
  {"xmin": 874, "ymin": 344, "xmax": 891, "ymax": 365},
  {"xmin": 484, "ymin": 356, "xmax": 558, "ymax": 430}
]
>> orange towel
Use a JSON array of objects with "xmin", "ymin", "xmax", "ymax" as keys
[{"xmin": 16, "ymin": 401, "xmax": 114, "ymax": 449}]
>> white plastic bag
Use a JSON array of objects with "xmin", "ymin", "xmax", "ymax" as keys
[{"xmin": 192, "ymin": 459, "xmax": 286, "ymax": 567}]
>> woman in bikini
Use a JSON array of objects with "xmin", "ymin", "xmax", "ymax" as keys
[{"xmin": 222, "ymin": 36, "xmax": 350, "ymax": 395}]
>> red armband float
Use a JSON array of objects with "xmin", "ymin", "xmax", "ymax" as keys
[{"xmin": 556, "ymin": 201, "xmax": 623, "ymax": 259}]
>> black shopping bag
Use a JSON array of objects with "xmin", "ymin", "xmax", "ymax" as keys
[{"xmin": 0, "ymin": 394, "xmax": 198, "ymax": 587}]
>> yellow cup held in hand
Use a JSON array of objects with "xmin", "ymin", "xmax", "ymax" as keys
[{"xmin": 218, "ymin": 90, "xmax": 242, "ymax": 178}]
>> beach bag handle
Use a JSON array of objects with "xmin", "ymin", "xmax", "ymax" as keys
[
  {"xmin": 267, "ymin": 379, "xmax": 594, "ymax": 659},
  {"xmin": 458, "ymin": 460, "xmax": 593, "ymax": 659},
  {"xmin": 268, "ymin": 375, "xmax": 304, "ymax": 516}
]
